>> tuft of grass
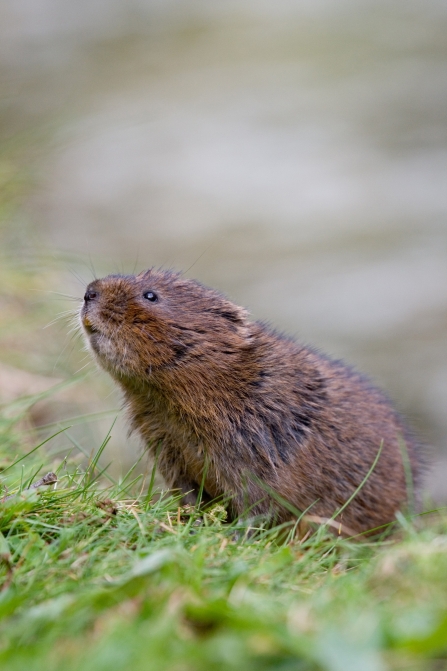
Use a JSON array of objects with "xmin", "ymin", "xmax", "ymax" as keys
[{"xmin": 0, "ymin": 407, "xmax": 447, "ymax": 671}]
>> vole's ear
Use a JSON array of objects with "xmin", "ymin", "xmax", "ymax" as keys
[
  {"xmin": 209, "ymin": 302, "xmax": 250, "ymax": 331},
  {"xmin": 220, "ymin": 303, "xmax": 249, "ymax": 326}
]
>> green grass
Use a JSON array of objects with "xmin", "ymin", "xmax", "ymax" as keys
[{"xmin": 0, "ymin": 403, "xmax": 447, "ymax": 671}]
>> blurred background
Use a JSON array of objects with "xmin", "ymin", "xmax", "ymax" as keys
[{"xmin": 0, "ymin": 0, "xmax": 446, "ymax": 499}]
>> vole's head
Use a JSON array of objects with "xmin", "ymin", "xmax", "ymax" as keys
[{"xmin": 80, "ymin": 269, "xmax": 251, "ymax": 384}]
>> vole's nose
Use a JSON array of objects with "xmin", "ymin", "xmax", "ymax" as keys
[{"xmin": 84, "ymin": 289, "xmax": 98, "ymax": 302}]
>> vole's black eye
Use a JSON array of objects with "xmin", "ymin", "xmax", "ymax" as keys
[
  {"xmin": 143, "ymin": 291, "xmax": 158, "ymax": 302},
  {"xmin": 84, "ymin": 290, "xmax": 97, "ymax": 302}
]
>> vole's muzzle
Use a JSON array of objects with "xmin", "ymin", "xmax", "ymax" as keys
[
  {"xmin": 81, "ymin": 285, "xmax": 101, "ymax": 332},
  {"xmin": 81, "ymin": 278, "xmax": 131, "ymax": 335}
]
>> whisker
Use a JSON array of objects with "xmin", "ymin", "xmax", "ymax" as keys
[
  {"xmin": 73, "ymin": 361, "xmax": 93, "ymax": 375},
  {"xmin": 52, "ymin": 330, "xmax": 83, "ymax": 373},
  {"xmin": 30, "ymin": 290, "xmax": 83, "ymax": 301},
  {"xmin": 68, "ymin": 266, "xmax": 88, "ymax": 288},
  {"xmin": 43, "ymin": 310, "xmax": 79, "ymax": 329},
  {"xmin": 87, "ymin": 253, "xmax": 97, "ymax": 281},
  {"xmin": 182, "ymin": 242, "xmax": 216, "ymax": 276},
  {"xmin": 132, "ymin": 252, "xmax": 140, "ymax": 275}
]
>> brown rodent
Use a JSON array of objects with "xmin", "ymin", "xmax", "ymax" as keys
[{"xmin": 80, "ymin": 268, "xmax": 424, "ymax": 535}]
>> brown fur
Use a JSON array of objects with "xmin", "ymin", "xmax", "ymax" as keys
[{"xmin": 80, "ymin": 269, "xmax": 424, "ymax": 534}]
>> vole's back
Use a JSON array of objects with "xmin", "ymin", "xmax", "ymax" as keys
[{"xmin": 81, "ymin": 269, "xmax": 424, "ymax": 534}]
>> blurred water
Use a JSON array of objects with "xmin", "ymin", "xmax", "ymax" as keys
[{"xmin": 1, "ymin": 1, "xmax": 446, "ymax": 494}]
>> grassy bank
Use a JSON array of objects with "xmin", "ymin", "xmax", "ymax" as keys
[
  {"xmin": 0, "ymin": 407, "xmax": 447, "ymax": 671},
  {"xmin": 1, "ymin": 137, "xmax": 447, "ymax": 671}
]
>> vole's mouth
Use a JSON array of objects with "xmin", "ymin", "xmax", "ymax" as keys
[{"xmin": 81, "ymin": 314, "xmax": 100, "ymax": 335}]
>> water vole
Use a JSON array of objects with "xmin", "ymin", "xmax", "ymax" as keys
[{"xmin": 80, "ymin": 268, "xmax": 423, "ymax": 534}]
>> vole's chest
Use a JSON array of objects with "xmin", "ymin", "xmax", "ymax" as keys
[
  {"xmin": 149, "ymin": 404, "xmax": 226, "ymax": 493},
  {"xmin": 135, "ymin": 396, "xmax": 209, "ymax": 458}
]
